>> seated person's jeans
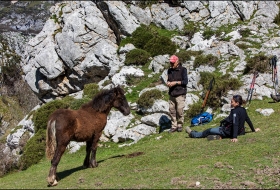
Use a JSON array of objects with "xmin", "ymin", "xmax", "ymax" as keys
[{"xmin": 190, "ymin": 127, "xmax": 226, "ymax": 138}]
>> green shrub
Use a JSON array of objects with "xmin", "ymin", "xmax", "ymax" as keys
[
  {"xmin": 199, "ymin": 72, "xmax": 242, "ymax": 109},
  {"xmin": 144, "ymin": 36, "xmax": 177, "ymax": 57},
  {"xmin": 236, "ymin": 43, "xmax": 250, "ymax": 50},
  {"xmin": 61, "ymin": 95, "xmax": 76, "ymax": 103},
  {"xmin": 120, "ymin": 24, "xmax": 177, "ymax": 51},
  {"xmin": 1, "ymin": 60, "xmax": 21, "ymax": 74},
  {"xmin": 131, "ymin": 25, "xmax": 154, "ymax": 49},
  {"xmin": 202, "ymin": 28, "xmax": 216, "ymax": 40},
  {"xmin": 199, "ymin": 72, "xmax": 215, "ymax": 89},
  {"xmin": 119, "ymin": 36, "xmax": 133, "ymax": 48},
  {"xmin": 83, "ymin": 83, "xmax": 100, "ymax": 99},
  {"xmin": 185, "ymin": 101, "xmax": 203, "ymax": 119},
  {"xmin": 18, "ymin": 129, "xmax": 46, "ymax": 170},
  {"xmin": 216, "ymin": 74, "xmax": 242, "ymax": 94},
  {"xmin": 174, "ymin": 50, "xmax": 203, "ymax": 63},
  {"xmin": 244, "ymin": 53, "xmax": 270, "ymax": 74},
  {"xmin": 193, "ymin": 54, "xmax": 219, "ymax": 68},
  {"xmin": 148, "ymin": 23, "xmax": 179, "ymax": 38},
  {"xmin": 216, "ymin": 23, "xmax": 238, "ymax": 36},
  {"xmin": 137, "ymin": 89, "xmax": 162, "ymax": 109},
  {"xmin": 202, "ymin": 27, "xmax": 223, "ymax": 40},
  {"xmin": 187, "ymin": 50, "xmax": 203, "ymax": 57},
  {"xmin": 180, "ymin": 22, "xmax": 199, "ymax": 40},
  {"xmin": 124, "ymin": 48, "xmax": 151, "ymax": 66},
  {"xmin": 32, "ymin": 100, "xmax": 70, "ymax": 132},
  {"xmin": 174, "ymin": 50, "xmax": 192, "ymax": 63},
  {"xmin": 120, "ymin": 24, "xmax": 177, "ymax": 61},
  {"xmin": 1, "ymin": 61, "xmax": 22, "ymax": 87}
]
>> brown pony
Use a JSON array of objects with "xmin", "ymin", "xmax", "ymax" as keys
[{"xmin": 46, "ymin": 86, "xmax": 130, "ymax": 186}]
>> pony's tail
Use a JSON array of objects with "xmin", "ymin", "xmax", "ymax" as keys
[{"xmin": 46, "ymin": 119, "xmax": 57, "ymax": 160}]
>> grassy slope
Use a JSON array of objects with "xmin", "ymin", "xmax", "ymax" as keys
[
  {"xmin": 0, "ymin": 98, "xmax": 279, "ymax": 189},
  {"xmin": 0, "ymin": 96, "xmax": 25, "ymax": 142}
]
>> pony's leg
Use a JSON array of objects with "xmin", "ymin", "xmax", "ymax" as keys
[
  {"xmin": 83, "ymin": 140, "xmax": 92, "ymax": 168},
  {"xmin": 47, "ymin": 144, "xmax": 67, "ymax": 186},
  {"xmin": 90, "ymin": 133, "xmax": 102, "ymax": 168}
]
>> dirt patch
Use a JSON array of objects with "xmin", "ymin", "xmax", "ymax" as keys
[
  {"xmin": 240, "ymin": 180, "xmax": 257, "ymax": 188},
  {"xmin": 125, "ymin": 151, "xmax": 144, "ymax": 158},
  {"xmin": 214, "ymin": 162, "xmax": 233, "ymax": 169},
  {"xmin": 170, "ymin": 175, "xmax": 198, "ymax": 188}
]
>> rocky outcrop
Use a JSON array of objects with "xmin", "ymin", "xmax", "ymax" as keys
[
  {"xmin": 20, "ymin": 1, "xmax": 125, "ymax": 102},
  {"xmin": 0, "ymin": 1, "xmax": 57, "ymax": 34},
  {"xmin": 19, "ymin": 1, "xmax": 279, "ymax": 102}
]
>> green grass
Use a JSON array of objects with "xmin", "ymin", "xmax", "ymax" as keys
[{"xmin": 0, "ymin": 98, "xmax": 279, "ymax": 188}]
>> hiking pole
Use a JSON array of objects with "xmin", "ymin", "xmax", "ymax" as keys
[
  {"xmin": 273, "ymin": 57, "xmax": 278, "ymax": 95},
  {"xmin": 246, "ymin": 71, "xmax": 259, "ymax": 105},
  {"xmin": 201, "ymin": 77, "xmax": 215, "ymax": 113},
  {"xmin": 269, "ymin": 55, "xmax": 278, "ymax": 95}
]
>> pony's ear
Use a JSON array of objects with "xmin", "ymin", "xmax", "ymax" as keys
[
  {"xmin": 114, "ymin": 85, "xmax": 123, "ymax": 96},
  {"xmin": 114, "ymin": 85, "xmax": 119, "ymax": 95}
]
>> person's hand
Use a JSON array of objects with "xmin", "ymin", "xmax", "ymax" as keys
[
  {"xmin": 255, "ymin": 128, "xmax": 260, "ymax": 132},
  {"xmin": 231, "ymin": 138, "xmax": 238, "ymax": 143},
  {"xmin": 167, "ymin": 81, "xmax": 176, "ymax": 87},
  {"xmin": 167, "ymin": 81, "xmax": 171, "ymax": 87}
]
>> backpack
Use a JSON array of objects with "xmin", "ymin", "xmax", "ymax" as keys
[{"xmin": 191, "ymin": 112, "xmax": 213, "ymax": 126}]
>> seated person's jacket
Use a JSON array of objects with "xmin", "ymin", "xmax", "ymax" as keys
[{"xmin": 220, "ymin": 106, "xmax": 255, "ymax": 138}]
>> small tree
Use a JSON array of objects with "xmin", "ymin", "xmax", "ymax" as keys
[
  {"xmin": 144, "ymin": 36, "xmax": 177, "ymax": 57},
  {"xmin": 124, "ymin": 49, "xmax": 151, "ymax": 66},
  {"xmin": 131, "ymin": 25, "xmax": 154, "ymax": 49},
  {"xmin": 83, "ymin": 83, "xmax": 100, "ymax": 99},
  {"xmin": 18, "ymin": 129, "xmax": 46, "ymax": 170},
  {"xmin": 194, "ymin": 54, "xmax": 219, "ymax": 68},
  {"xmin": 244, "ymin": 53, "xmax": 270, "ymax": 74},
  {"xmin": 199, "ymin": 72, "xmax": 242, "ymax": 109},
  {"xmin": 175, "ymin": 50, "xmax": 193, "ymax": 63},
  {"xmin": 137, "ymin": 89, "xmax": 162, "ymax": 109},
  {"xmin": 32, "ymin": 99, "xmax": 71, "ymax": 131}
]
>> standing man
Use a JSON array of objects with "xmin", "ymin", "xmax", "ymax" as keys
[{"xmin": 167, "ymin": 55, "xmax": 188, "ymax": 133}]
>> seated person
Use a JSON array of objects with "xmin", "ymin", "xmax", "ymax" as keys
[{"xmin": 186, "ymin": 95, "xmax": 260, "ymax": 142}]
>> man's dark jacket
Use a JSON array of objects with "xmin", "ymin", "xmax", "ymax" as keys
[{"xmin": 167, "ymin": 64, "xmax": 188, "ymax": 97}]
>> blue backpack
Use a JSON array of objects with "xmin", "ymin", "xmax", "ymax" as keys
[{"xmin": 191, "ymin": 112, "xmax": 213, "ymax": 126}]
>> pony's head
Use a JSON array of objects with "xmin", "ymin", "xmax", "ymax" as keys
[
  {"xmin": 112, "ymin": 86, "xmax": 130, "ymax": 116},
  {"xmin": 92, "ymin": 86, "xmax": 130, "ymax": 115}
]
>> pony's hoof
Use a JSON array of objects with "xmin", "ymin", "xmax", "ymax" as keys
[
  {"xmin": 89, "ymin": 163, "xmax": 98, "ymax": 168},
  {"xmin": 47, "ymin": 176, "xmax": 58, "ymax": 187},
  {"xmin": 90, "ymin": 163, "xmax": 98, "ymax": 168},
  {"xmin": 52, "ymin": 179, "xmax": 58, "ymax": 186},
  {"xmin": 47, "ymin": 179, "xmax": 58, "ymax": 187}
]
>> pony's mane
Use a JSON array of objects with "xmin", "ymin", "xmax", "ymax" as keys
[{"xmin": 82, "ymin": 86, "xmax": 124, "ymax": 112}]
